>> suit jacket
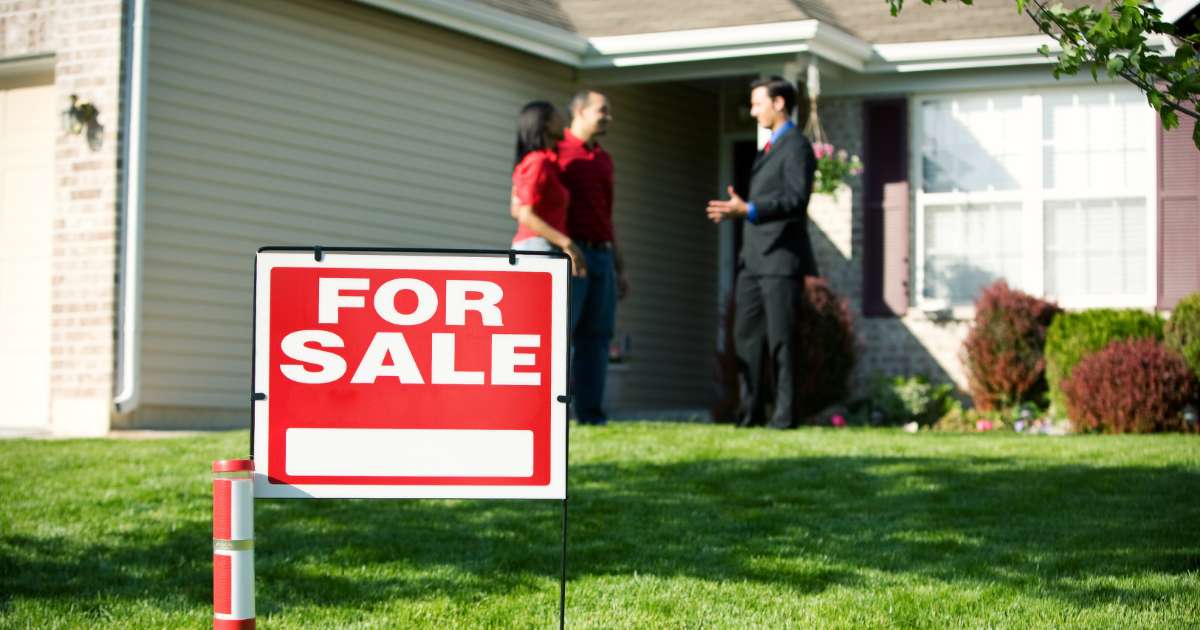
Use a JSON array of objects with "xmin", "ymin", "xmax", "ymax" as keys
[{"xmin": 741, "ymin": 125, "xmax": 819, "ymax": 278}]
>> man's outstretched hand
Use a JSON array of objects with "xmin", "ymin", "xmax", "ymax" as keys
[{"xmin": 706, "ymin": 186, "xmax": 748, "ymax": 223}]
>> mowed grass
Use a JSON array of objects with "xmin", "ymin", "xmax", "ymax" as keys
[{"xmin": 1, "ymin": 424, "xmax": 1198, "ymax": 629}]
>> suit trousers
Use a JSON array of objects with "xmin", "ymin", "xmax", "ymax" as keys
[{"xmin": 734, "ymin": 272, "xmax": 805, "ymax": 428}]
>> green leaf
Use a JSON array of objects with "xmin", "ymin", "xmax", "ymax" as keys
[
  {"xmin": 1192, "ymin": 118, "xmax": 1200, "ymax": 150},
  {"xmin": 1149, "ymin": 91, "xmax": 1163, "ymax": 111},
  {"xmin": 1160, "ymin": 107, "xmax": 1178, "ymax": 130},
  {"xmin": 1017, "ymin": 0, "xmax": 1025, "ymax": 15},
  {"xmin": 1107, "ymin": 57, "xmax": 1125, "ymax": 76},
  {"xmin": 1118, "ymin": 10, "xmax": 1133, "ymax": 34},
  {"xmin": 1089, "ymin": 11, "xmax": 1113, "ymax": 37}
]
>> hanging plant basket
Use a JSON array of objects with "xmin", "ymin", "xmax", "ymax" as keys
[{"xmin": 803, "ymin": 73, "xmax": 863, "ymax": 196}]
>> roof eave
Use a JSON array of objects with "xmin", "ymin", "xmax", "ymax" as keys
[
  {"xmin": 358, "ymin": 0, "xmax": 588, "ymax": 66},
  {"xmin": 580, "ymin": 20, "xmax": 873, "ymax": 72},
  {"xmin": 353, "ymin": 1, "xmax": 1173, "ymax": 78},
  {"xmin": 865, "ymin": 33, "xmax": 1175, "ymax": 74}
]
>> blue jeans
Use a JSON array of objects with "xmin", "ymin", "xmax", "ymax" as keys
[{"xmin": 570, "ymin": 245, "xmax": 616, "ymax": 424}]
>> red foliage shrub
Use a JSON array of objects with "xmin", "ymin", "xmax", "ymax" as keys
[
  {"xmin": 710, "ymin": 277, "xmax": 857, "ymax": 422},
  {"xmin": 1060, "ymin": 338, "xmax": 1200, "ymax": 433},
  {"xmin": 710, "ymin": 291, "xmax": 740, "ymax": 423},
  {"xmin": 793, "ymin": 277, "xmax": 857, "ymax": 419},
  {"xmin": 962, "ymin": 281, "xmax": 1062, "ymax": 411}
]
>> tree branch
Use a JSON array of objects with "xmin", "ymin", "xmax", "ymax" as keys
[{"xmin": 1022, "ymin": 0, "xmax": 1200, "ymax": 122}]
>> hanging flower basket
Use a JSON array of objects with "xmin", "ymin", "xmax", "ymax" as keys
[
  {"xmin": 802, "ymin": 64, "xmax": 863, "ymax": 196},
  {"xmin": 812, "ymin": 143, "xmax": 863, "ymax": 196}
]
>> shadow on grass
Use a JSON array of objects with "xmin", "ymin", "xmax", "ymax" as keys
[{"xmin": 3, "ymin": 453, "xmax": 1197, "ymax": 616}]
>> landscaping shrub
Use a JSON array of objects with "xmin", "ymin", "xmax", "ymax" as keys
[
  {"xmin": 710, "ymin": 291, "xmax": 739, "ymax": 423},
  {"xmin": 1060, "ymin": 338, "xmax": 1200, "ymax": 433},
  {"xmin": 869, "ymin": 374, "xmax": 957, "ymax": 426},
  {"xmin": 1165, "ymin": 292, "xmax": 1200, "ymax": 382},
  {"xmin": 793, "ymin": 277, "xmax": 857, "ymax": 420},
  {"xmin": 961, "ymin": 281, "xmax": 1061, "ymax": 411},
  {"xmin": 710, "ymin": 278, "xmax": 857, "ymax": 423},
  {"xmin": 1045, "ymin": 308, "xmax": 1164, "ymax": 409},
  {"xmin": 934, "ymin": 402, "xmax": 1009, "ymax": 433}
]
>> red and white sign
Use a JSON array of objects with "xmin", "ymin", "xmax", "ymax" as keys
[{"xmin": 252, "ymin": 251, "xmax": 568, "ymax": 499}]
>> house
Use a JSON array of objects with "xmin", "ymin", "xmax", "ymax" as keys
[{"xmin": 1, "ymin": 0, "xmax": 1196, "ymax": 435}]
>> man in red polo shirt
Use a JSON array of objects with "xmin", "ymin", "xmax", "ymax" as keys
[{"xmin": 558, "ymin": 89, "xmax": 627, "ymax": 425}]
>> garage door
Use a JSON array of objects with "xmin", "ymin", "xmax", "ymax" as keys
[{"xmin": 0, "ymin": 79, "xmax": 54, "ymax": 430}]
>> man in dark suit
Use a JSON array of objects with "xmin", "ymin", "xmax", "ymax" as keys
[{"xmin": 706, "ymin": 76, "xmax": 818, "ymax": 429}]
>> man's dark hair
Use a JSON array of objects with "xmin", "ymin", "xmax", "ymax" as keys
[
  {"xmin": 569, "ymin": 89, "xmax": 603, "ymax": 115},
  {"xmin": 750, "ymin": 76, "xmax": 799, "ymax": 116},
  {"xmin": 515, "ymin": 100, "xmax": 558, "ymax": 166}
]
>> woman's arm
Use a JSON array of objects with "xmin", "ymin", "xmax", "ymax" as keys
[{"xmin": 511, "ymin": 194, "xmax": 587, "ymax": 277}]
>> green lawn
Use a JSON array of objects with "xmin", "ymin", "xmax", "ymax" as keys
[{"xmin": 2, "ymin": 425, "xmax": 1198, "ymax": 629}]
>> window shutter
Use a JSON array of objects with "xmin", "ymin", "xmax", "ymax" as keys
[
  {"xmin": 882, "ymin": 181, "xmax": 910, "ymax": 314},
  {"xmin": 1157, "ymin": 113, "xmax": 1200, "ymax": 309},
  {"xmin": 863, "ymin": 99, "xmax": 909, "ymax": 316}
]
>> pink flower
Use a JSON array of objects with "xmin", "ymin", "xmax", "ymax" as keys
[
  {"xmin": 814, "ymin": 143, "xmax": 834, "ymax": 159},
  {"xmin": 831, "ymin": 415, "xmax": 846, "ymax": 427},
  {"xmin": 976, "ymin": 419, "xmax": 994, "ymax": 432}
]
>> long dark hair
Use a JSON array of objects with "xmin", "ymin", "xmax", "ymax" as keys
[{"xmin": 515, "ymin": 101, "xmax": 557, "ymax": 167}]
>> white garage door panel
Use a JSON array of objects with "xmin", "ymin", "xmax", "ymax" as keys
[{"xmin": 0, "ymin": 82, "xmax": 54, "ymax": 429}]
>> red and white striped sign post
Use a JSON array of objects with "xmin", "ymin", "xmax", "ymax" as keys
[{"xmin": 212, "ymin": 459, "xmax": 255, "ymax": 629}]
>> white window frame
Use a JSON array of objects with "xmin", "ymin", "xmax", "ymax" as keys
[{"xmin": 910, "ymin": 83, "xmax": 1158, "ymax": 314}]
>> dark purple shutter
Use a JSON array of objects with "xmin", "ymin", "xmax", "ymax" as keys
[
  {"xmin": 1157, "ymin": 113, "xmax": 1200, "ymax": 309},
  {"xmin": 863, "ymin": 99, "xmax": 909, "ymax": 317}
]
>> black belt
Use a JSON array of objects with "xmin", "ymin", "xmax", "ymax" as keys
[{"xmin": 576, "ymin": 240, "xmax": 612, "ymax": 250}]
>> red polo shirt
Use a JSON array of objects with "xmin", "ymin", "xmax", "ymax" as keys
[
  {"xmin": 511, "ymin": 149, "xmax": 569, "ymax": 243},
  {"xmin": 557, "ymin": 129, "xmax": 615, "ymax": 243}
]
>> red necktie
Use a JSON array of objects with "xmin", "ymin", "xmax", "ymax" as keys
[{"xmin": 763, "ymin": 141, "xmax": 772, "ymax": 153}]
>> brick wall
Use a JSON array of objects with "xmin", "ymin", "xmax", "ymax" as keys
[
  {"xmin": 816, "ymin": 96, "xmax": 970, "ymax": 393},
  {"xmin": 2, "ymin": 0, "xmax": 125, "ymax": 434}
]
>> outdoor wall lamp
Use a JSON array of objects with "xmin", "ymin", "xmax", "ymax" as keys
[{"xmin": 62, "ymin": 94, "xmax": 103, "ymax": 150}]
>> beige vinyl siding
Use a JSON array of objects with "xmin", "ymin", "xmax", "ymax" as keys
[
  {"xmin": 138, "ymin": 0, "xmax": 720, "ymax": 423},
  {"xmin": 602, "ymin": 83, "xmax": 720, "ymax": 412},
  {"xmin": 138, "ymin": 0, "xmax": 573, "ymax": 416}
]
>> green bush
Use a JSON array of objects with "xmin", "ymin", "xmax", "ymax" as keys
[
  {"xmin": 1045, "ymin": 309, "xmax": 1164, "ymax": 410},
  {"xmin": 868, "ymin": 374, "xmax": 957, "ymax": 426},
  {"xmin": 1165, "ymin": 293, "xmax": 1200, "ymax": 382}
]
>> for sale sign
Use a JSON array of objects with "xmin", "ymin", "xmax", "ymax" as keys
[{"xmin": 251, "ymin": 249, "xmax": 569, "ymax": 499}]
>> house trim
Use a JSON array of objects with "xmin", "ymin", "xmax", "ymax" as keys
[
  {"xmin": 1158, "ymin": 0, "xmax": 1199, "ymax": 24},
  {"xmin": 356, "ymin": 0, "xmax": 588, "ymax": 65},
  {"xmin": 583, "ymin": 20, "xmax": 872, "ymax": 71},
  {"xmin": 354, "ymin": 1, "xmax": 1146, "ymax": 76}
]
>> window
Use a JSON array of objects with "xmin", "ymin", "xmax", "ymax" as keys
[{"xmin": 914, "ymin": 86, "xmax": 1154, "ymax": 309}]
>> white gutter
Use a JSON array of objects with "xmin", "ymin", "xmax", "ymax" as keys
[
  {"xmin": 868, "ymin": 35, "xmax": 1060, "ymax": 73},
  {"xmin": 868, "ymin": 33, "xmax": 1174, "ymax": 73},
  {"xmin": 113, "ymin": 0, "xmax": 148, "ymax": 414},
  {"xmin": 583, "ymin": 20, "xmax": 872, "ymax": 71},
  {"xmin": 1158, "ymin": 0, "xmax": 1198, "ymax": 24}
]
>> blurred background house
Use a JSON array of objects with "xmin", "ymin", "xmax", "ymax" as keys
[{"xmin": 1, "ymin": 0, "xmax": 1196, "ymax": 434}]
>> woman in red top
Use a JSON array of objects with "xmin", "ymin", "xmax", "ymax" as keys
[{"xmin": 510, "ymin": 101, "xmax": 586, "ymax": 276}]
